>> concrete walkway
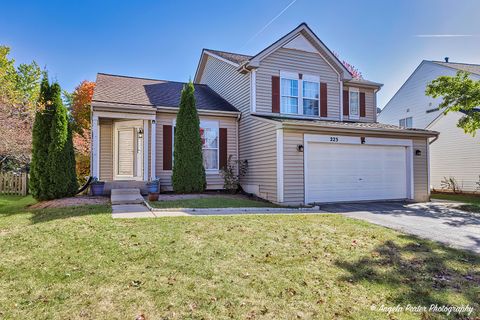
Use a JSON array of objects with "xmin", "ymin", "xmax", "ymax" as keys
[
  {"xmin": 112, "ymin": 204, "xmax": 155, "ymax": 218},
  {"xmin": 320, "ymin": 201, "xmax": 480, "ymax": 254}
]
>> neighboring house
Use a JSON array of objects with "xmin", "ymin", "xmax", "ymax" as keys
[
  {"xmin": 91, "ymin": 23, "xmax": 437, "ymax": 205},
  {"xmin": 378, "ymin": 59, "xmax": 480, "ymax": 192}
]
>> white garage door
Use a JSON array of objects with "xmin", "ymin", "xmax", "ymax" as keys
[{"xmin": 305, "ymin": 142, "xmax": 408, "ymax": 203}]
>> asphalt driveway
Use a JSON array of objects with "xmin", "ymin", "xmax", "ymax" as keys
[{"xmin": 320, "ymin": 201, "xmax": 480, "ymax": 254}]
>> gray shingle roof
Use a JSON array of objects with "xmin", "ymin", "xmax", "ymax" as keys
[
  {"xmin": 432, "ymin": 61, "xmax": 480, "ymax": 76},
  {"xmin": 204, "ymin": 49, "xmax": 252, "ymax": 65},
  {"xmin": 254, "ymin": 114, "xmax": 438, "ymax": 136},
  {"xmin": 92, "ymin": 73, "xmax": 238, "ymax": 112}
]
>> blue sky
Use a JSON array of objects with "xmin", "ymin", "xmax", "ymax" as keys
[{"xmin": 1, "ymin": 0, "xmax": 479, "ymax": 108}]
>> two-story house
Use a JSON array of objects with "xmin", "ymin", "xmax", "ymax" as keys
[
  {"xmin": 378, "ymin": 59, "xmax": 480, "ymax": 192},
  {"xmin": 91, "ymin": 23, "xmax": 437, "ymax": 205}
]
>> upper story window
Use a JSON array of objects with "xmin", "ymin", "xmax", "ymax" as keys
[
  {"xmin": 281, "ymin": 78, "xmax": 298, "ymax": 114},
  {"xmin": 399, "ymin": 117, "xmax": 413, "ymax": 128},
  {"xmin": 280, "ymin": 71, "xmax": 320, "ymax": 116},
  {"xmin": 349, "ymin": 88, "xmax": 359, "ymax": 119},
  {"xmin": 302, "ymin": 79, "xmax": 319, "ymax": 116}
]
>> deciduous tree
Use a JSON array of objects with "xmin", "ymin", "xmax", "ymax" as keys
[
  {"xmin": 0, "ymin": 45, "xmax": 41, "ymax": 169},
  {"xmin": 426, "ymin": 71, "xmax": 480, "ymax": 136}
]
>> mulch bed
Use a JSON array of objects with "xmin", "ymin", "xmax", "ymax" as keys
[{"xmin": 30, "ymin": 196, "xmax": 109, "ymax": 209}]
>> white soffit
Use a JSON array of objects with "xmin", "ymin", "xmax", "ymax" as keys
[{"xmin": 282, "ymin": 34, "xmax": 317, "ymax": 53}]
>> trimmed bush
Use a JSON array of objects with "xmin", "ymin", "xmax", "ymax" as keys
[{"xmin": 172, "ymin": 81, "xmax": 206, "ymax": 193}]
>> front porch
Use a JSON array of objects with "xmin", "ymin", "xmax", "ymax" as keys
[{"xmin": 91, "ymin": 107, "xmax": 157, "ymax": 195}]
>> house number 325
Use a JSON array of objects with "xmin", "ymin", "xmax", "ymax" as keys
[{"xmin": 330, "ymin": 137, "xmax": 339, "ymax": 142}]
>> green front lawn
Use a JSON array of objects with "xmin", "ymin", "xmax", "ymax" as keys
[
  {"xmin": 149, "ymin": 196, "xmax": 281, "ymax": 209},
  {"xmin": 0, "ymin": 196, "xmax": 479, "ymax": 319},
  {"xmin": 431, "ymin": 192, "xmax": 480, "ymax": 212}
]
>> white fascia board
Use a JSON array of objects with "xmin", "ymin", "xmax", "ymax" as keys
[{"xmin": 204, "ymin": 51, "xmax": 240, "ymax": 67}]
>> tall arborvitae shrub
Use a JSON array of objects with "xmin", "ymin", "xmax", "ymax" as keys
[
  {"xmin": 30, "ymin": 78, "xmax": 78, "ymax": 200},
  {"xmin": 46, "ymin": 82, "xmax": 78, "ymax": 198},
  {"xmin": 30, "ymin": 76, "xmax": 53, "ymax": 200},
  {"xmin": 172, "ymin": 81, "xmax": 206, "ymax": 193}
]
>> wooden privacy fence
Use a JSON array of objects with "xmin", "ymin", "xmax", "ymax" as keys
[{"xmin": 0, "ymin": 172, "xmax": 28, "ymax": 196}]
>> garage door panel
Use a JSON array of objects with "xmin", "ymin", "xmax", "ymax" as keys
[{"xmin": 306, "ymin": 143, "xmax": 407, "ymax": 203}]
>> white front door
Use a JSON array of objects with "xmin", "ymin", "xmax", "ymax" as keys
[
  {"xmin": 304, "ymin": 135, "xmax": 412, "ymax": 203},
  {"xmin": 114, "ymin": 120, "xmax": 143, "ymax": 180}
]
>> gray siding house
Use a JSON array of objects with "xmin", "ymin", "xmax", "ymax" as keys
[
  {"xmin": 91, "ymin": 23, "xmax": 437, "ymax": 205},
  {"xmin": 378, "ymin": 60, "xmax": 480, "ymax": 192}
]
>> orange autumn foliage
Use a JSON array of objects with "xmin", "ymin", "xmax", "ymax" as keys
[
  {"xmin": 70, "ymin": 80, "xmax": 95, "ymax": 182},
  {"xmin": 71, "ymin": 80, "xmax": 95, "ymax": 137}
]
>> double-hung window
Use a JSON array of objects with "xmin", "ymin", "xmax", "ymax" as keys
[
  {"xmin": 200, "ymin": 121, "xmax": 219, "ymax": 170},
  {"xmin": 281, "ymin": 77, "xmax": 299, "ymax": 114},
  {"xmin": 172, "ymin": 120, "xmax": 219, "ymax": 172},
  {"xmin": 349, "ymin": 88, "xmax": 359, "ymax": 119},
  {"xmin": 399, "ymin": 117, "xmax": 413, "ymax": 128},
  {"xmin": 280, "ymin": 71, "xmax": 320, "ymax": 116}
]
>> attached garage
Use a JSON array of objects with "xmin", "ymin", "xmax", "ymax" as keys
[{"xmin": 304, "ymin": 135, "xmax": 413, "ymax": 203}]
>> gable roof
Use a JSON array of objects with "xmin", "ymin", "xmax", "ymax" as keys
[
  {"xmin": 92, "ymin": 73, "xmax": 238, "ymax": 112},
  {"xmin": 245, "ymin": 23, "xmax": 352, "ymax": 80},
  {"xmin": 195, "ymin": 23, "xmax": 361, "ymax": 82},
  {"xmin": 431, "ymin": 61, "xmax": 480, "ymax": 76},
  {"xmin": 204, "ymin": 49, "xmax": 252, "ymax": 65}
]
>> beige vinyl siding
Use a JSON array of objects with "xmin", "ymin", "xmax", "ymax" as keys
[
  {"xmin": 413, "ymin": 138, "xmax": 429, "ymax": 202},
  {"xmin": 239, "ymin": 117, "xmax": 277, "ymax": 202},
  {"xmin": 282, "ymin": 129, "xmax": 431, "ymax": 204},
  {"xmin": 155, "ymin": 111, "xmax": 238, "ymax": 191},
  {"xmin": 199, "ymin": 56, "xmax": 250, "ymax": 113},
  {"xmin": 283, "ymin": 130, "xmax": 304, "ymax": 205},
  {"xmin": 199, "ymin": 55, "xmax": 279, "ymax": 202},
  {"xmin": 99, "ymin": 119, "xmax": 113, "ymax": 180},
  {"xmin": 256, "ymin": 48, "xmax": 340, "ymax": 120},
  {"xmin": 429, "ymin": 112, "xmax": 480, "ymax": 192},
  {"xmin": 344, "ymin": 86, "xmax": 376, "ymax": 122}
]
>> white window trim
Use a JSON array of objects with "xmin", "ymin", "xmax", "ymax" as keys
[
  {"xmin": 280, "ymin": 72, "xmax": 300, "ymax": 115},
  {"xmin": 349, "ymin": 87, "xmax": 360, "ymax": 120},
  {"xmin": 172, "ymin": 119, "xmax": 220, "ymax": 174},
  {"xmin": 302, "ymin": 79, "xmax": 320, "ymax": 116},
  {"xmin": 279, "ymin": 71, "xmax": 321, "ymax": 117}
]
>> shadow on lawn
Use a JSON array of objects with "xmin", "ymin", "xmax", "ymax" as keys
[
  {"xmin": 335, "ymin": 236, "xmax": 480, "ymax": 313},
  {"xmin": 29, "ymin": 205, "xmax": 108, "ymax": 224}
]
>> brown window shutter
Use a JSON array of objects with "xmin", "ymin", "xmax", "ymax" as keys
[
  {"xmin": 219, "ymin": 128, "xmax": 228, "ymax": 169},
  {"xmin": 272, "ymin": 76, "xmax": 280, "ymax": 113},
  {"xmin": 343, "ymin": 90, "xmax": 349, "ymax": 116},
  {"xmin": 360, "ymin": 92, "xmax": 366, "ymax": 117},
  {"xmin": 320, "ymin": 82, "xmax": 328, "ymax": 117},
  {"xmin": 163, "ymin": 125, "xmax": 172, "ymax": 170}
]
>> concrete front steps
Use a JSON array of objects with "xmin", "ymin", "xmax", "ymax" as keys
[{"xmin": 111, "ymin": 188, "xmax": 144, "ymax": 205}]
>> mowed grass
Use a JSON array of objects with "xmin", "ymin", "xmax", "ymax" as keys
[
  {"xmin": 0, "ymin": 196, "xmax": 479, "ymax": 319},
  {"xmin": 149, "ymin": 196, "xmax": 281, "ymax": 209},
  {"xmin": 431, "ymin": 192, "xmax": 480, "ymax": 212}
]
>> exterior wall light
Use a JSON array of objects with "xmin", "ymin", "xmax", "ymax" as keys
[
  {"xmin": 415, "ymin": 149, "xmax": 422, "ymax": 156},
  {"xmin": 297, "ymin": 144, "xmax": 304, "ymax": 152}
]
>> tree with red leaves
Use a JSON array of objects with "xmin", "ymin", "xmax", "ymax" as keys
[{"xmin": 333, "ymin": 52, "xmax": 363, "ymax": 79}]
